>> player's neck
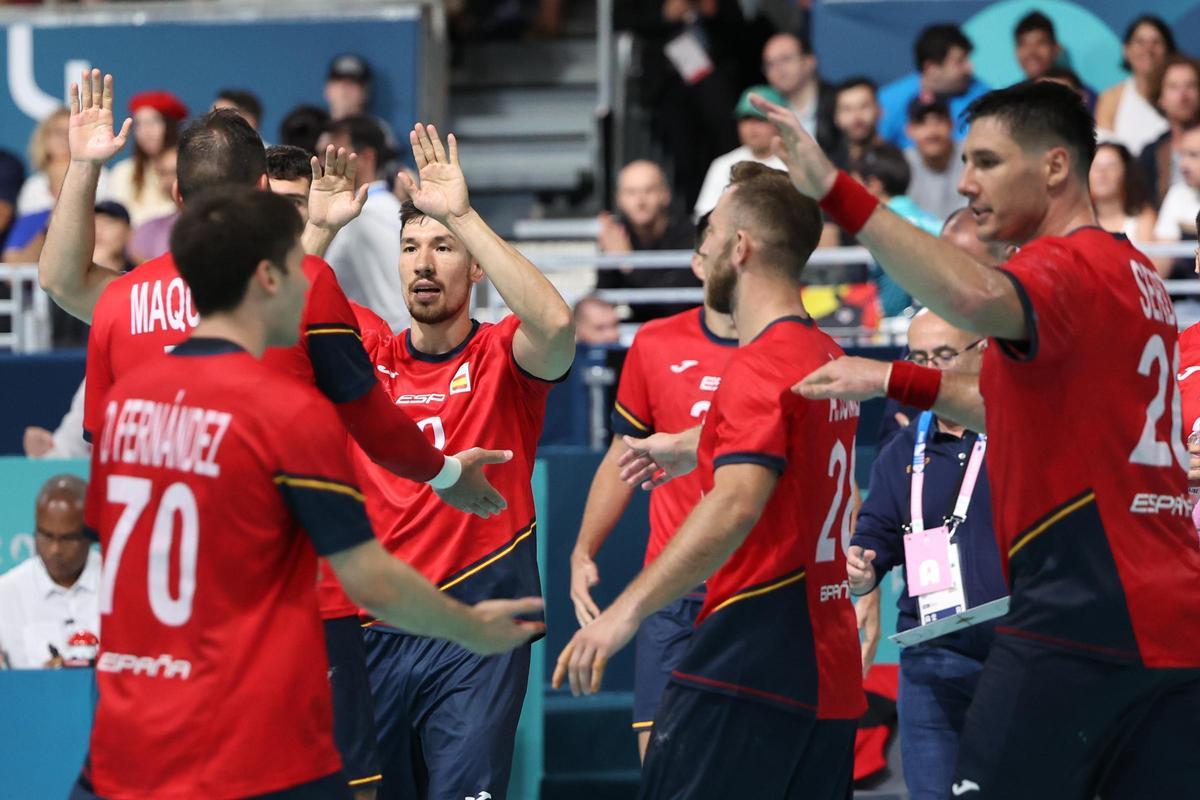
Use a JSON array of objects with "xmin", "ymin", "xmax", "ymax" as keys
[
  {"xmin": 1029, "ymin": 190, "xmax": 1099, "ymax": 242},
  {"xmin": 731, "ymin": 274, "xmax": 807, "ymax": 346},
  {"xmin": 702, "ymin": 303, "xmax": 736, "ymax": 339},
  {"xmin": 410, "ymin": 310, "xmax": 474, "ymax": 355},
  {"xmin": 191, "ymin": 314, "xmax": 267, "ymax": 358}
]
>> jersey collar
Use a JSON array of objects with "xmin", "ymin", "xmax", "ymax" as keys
[
  {"xmin": 170, "ymin": 337, "xmax": 247, "ymax": 356},
  {"xmin": 405, "ymin": 320, "xmax": 481, "ymax": 362},
  {"xmin": 698, "ymin": 308, "xmax": 738, "ymax": 347},
  {"xmin": 751, "ymin": 314, "xmax": 813, "ymax": 343}
]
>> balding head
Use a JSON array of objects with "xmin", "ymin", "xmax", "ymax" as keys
[
  {"xmin": 615, "ymin": 160, "xmax": 671, "ymax": 229},
  {"xmin": 906, "ymin": 310, "xmax": 986, "ymax": 374},
  {"xmin": 34, "ymin": 474, "xmax": 89, "ymax": 588},
  {"xmin": 941, "ymin": 207, "xmax": 1012, "ymax": 267}
]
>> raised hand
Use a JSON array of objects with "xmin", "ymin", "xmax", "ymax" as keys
[
  {"xmin": 68, "ymin": 69, "xmax": 132, "ymax": 166},
  {"xmin": 435, "ymin": 447, "xmax": 512, "ymax": 518},
  {"xmin": 617, "ymin": 430, "xmax": 700, "ymax": 491},
  {"xmin": 307, "ymin": 145, "xmax": 368, "ymax": 232},
  {"xmin": 397, "ymin": 123, "xmax": 470, "ymax": 223},
  {"xmin": 748, "ymin": 92, "xmax": 838, "ymax": 199},
  {"xmin": 795, "ymin": 356, "xmax": 891, "ymax": 403}
]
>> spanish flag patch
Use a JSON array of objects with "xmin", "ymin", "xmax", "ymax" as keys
[{"xmin": 449, "ymin": 362, "xmax": 472, "ymax": 395}]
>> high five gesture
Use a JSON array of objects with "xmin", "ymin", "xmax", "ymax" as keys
[{"xmin": 68, "ymin": 69, "xmax": 133, "ymax": 166}]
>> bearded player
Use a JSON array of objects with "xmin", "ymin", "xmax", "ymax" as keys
[
  {"xmin": 764, "ymin": 81, "xmax": 1200, "ymax": 796},
  {"xmin": 347, "ymin": 125, "xmax": 573, "ymax": 800}
]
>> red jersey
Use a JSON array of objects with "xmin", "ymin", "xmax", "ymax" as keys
[
  {"xmin": 611, "ymin": 308, "xmax": 737, "ymax": 566},
  {"xmin": 671, "ymin": 317, "xmax": 866, "ymax": 719},
  {"xmin": 84, "ymin": 338, "xmax": 375, "ymax": 798},
  {"xmin": 351, "ymin": 306, "xmax": 559, "ymax": 611},
  {"xmin": 980, "ymin": 228, "xmax": 1200, "ymax": 666},
  {"xmin": 1178, "ymin": 323, "xmax": 1200, "ymax": 438},
  {"xmin": 85, "ymin": 252, "xmax": 376, "ymax": 619}
]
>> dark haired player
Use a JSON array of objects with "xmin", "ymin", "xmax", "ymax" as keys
[
  {"xmin": 73, "ymin": 187, "xmax": 542, "ymax": 799},
  {"xmin": 348, "ymin": 125, "xmax": 574, "ymax": 800},
  {"xmin": 39, "ymin": 70, "xmax": 508, "ymax": 798},
  {"xmin": 555, "ymin": 162, "xmax": 865, "ymax": 798},
  {"xmin": 760, "ymin": 82, "xmax": 1200, "ymax": 795},
  {"xmin": 567, "ymin": 211, "xmax": 738, "ymax": 760}
]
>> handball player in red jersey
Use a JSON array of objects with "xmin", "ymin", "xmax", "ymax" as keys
[
  {"xmin": 346, "ymin": 125, "xmax": 574, "ymax": 800},
  {"xmin": 39, "ymin": 71, "xmax": 509, "ymax": 798},
  {"xmin": 555, "ymin": 162, "xmax": 865, "ymax": 799},
  {"xmin": 772, "ymin": 81, "xmax": 1200, "ymax": 797},
  {"xmin": 70, "ymin": 187, "xmax": 542, "ymax": 800}
]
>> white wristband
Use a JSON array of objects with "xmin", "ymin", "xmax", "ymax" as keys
[{"xmin": 426, "ymin": 455, "xmax": 463, "ymax": 490}]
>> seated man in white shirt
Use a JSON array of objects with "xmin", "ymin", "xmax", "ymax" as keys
[
  {"xmin": 693, "ymin": 85, "xmax": 787, "ymax": 217},
  {"xmin": 1153, "ymin": 123, "xmax": 1200, "ymax": 277},
  {"xmin": 0, "ymin": 475, "xmax": 99, "ymax": 669}
]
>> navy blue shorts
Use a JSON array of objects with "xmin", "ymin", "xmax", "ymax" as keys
[
  {"xmin": 324, "ymin": 616, "xmax": 382, "ymax": 790},
  {"xmin": 70, "ymin": 771, "xmax": 350, "ymax": 799},
  {"xmin": 632, "ymin": 595, "xmax": 702, "ymax": 733},
  {"xmin": 953, "ymin": 633, "xmax": 1200, "ymax": 799},
  {"xmin": 638, "ymin": 682, "xmax": 855, "ymax": 799},
  {"xmin": 363, "ymin": 627, "xmax": 530, "ymax": 800}
]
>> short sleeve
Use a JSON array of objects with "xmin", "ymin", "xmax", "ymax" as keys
[
  {"xmin": 611, "ymin": 331, "xmax": 653, "ymax": 437},
  {"xmin": 272, "ymin": 392, "xmax": 375, "ymax": 556},
  {"xmin": 83, "ymin": 311, "xmax": 114, "ymax": 440},
  {"xmin": 994, "ymin": 239, "xmax": 1091, "ymax": 365},
  {"xmin": 300, "ymin": 257, "xmax": 378, "ymax": 404},
  {"xmin": 499, "ymin": 314, "xmax": 570, "ymax": 388},
  {"xmin": 709, "ymin": 354, "xmax": 792, "ymax": 474}
]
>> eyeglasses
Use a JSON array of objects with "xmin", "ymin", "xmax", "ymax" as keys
[
  {"xmin": 35, "ymin": 529, "xmax": 89, "ymax": 547},
  {"xmin": 906, "ymin": 338, "xmax": 985, "ymax": 367}
]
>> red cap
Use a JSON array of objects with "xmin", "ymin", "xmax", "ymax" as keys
[{"xmin": 128, "ymin": 90, "xmax": 189, "ymax": 121}]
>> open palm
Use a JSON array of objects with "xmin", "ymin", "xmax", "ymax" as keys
[
  {"xmin": 308, "ymin": 144, "xmax": 368, "ymax": 230},
  {"xmin": 401, "ymin": 124, "xmax": 470, "ymax": 222},
  {"xmin": 69, "ymin": 69, "xmax": 132, "ymax": 166}
]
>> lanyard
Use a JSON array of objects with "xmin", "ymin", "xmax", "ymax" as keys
[{"xmin": 909, "ymin": 411, "xmax": 987, "ymax": 534}]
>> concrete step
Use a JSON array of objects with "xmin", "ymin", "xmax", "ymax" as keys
[
  {"xmin": 451, "ymin": 38, "xmax": 598, "ymax": 88},
  {"xmin": 450, "ymin": 86, "xmax": 597, "ymax": 139},
  {"xmin": 458, "ymin": 137, "xmax": 592, "ymax": 192}
]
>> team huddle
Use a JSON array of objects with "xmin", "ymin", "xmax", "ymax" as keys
[{"xmin": 47, "ymin": 67, "xmax": 1200, "ymax": 800}]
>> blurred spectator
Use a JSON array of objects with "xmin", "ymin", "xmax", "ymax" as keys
[
  {"xmin": 1138, "ymin": 55, "xmax": 1200, "ymax": 206},
  {"xmin": 1014, "ymin": 11, "xmax": 1060, "ymax": 81},
  {"xmin": 615, "ymin": 0, "xmax": 749, "ymax": 211},
  {"xmin": 573, "ymin": 294, "xmax": 621, "ymax": 345},
  {"xmin": 127, "ymin": 148, "xmax": 179, "ymax": 264},
  {"xmin": 24, "ymin": 381, "xmax": 89, "ymax": 460},
  {"xmin": 761, "ymin": 32, "xmax": 838, "ymax": 153},
  {"xmin": 879, "ymin": 24, "xmax": 989, "ymax": 149},
  {"xmin": 1153, "ymin": 124, "xmax": 1200, "ymax": 276},
  {"xmin": 1090, "ymin": 143, "xmax": 1156, "ymax": 244},
  {"xmin": 93, "ymin": 201, "xmax": 135, "ymax": 273},
  {"xmin": 830, "ymin": 77, "xmax": 882, "ymax": 171},
  {"xmin": 0, "ymin": 475, "xmax": 99, "ymax": 670},
  {"xmin": 212, "ymin": 88, "xmax": 263, "ymax": 132},
  {"xmin": 0, "ymin": 149, "xmax": 23, "ymax": 250},
  {"xmin": 903, "ymin": 99, "xmax": 962, "ymax": 222},
  {"xmin": 3, "ymin": 157, "xmax": 66, "ymax": 263},
  {"xmin": 279, "ymin": 104, "xmax": 330, "ymax": 154},
  {"xmin": 325, "ymin": 53, "xmax": 372, "ymax": 120},
  {"xmin": 1039, "ymin": 66, "xmax": 1089, "ymax": 104},
  {"xmin": 597, "ymin": 160, "xmax": 698, "ymax": 322},
  {"xmin": 320, "ymin": 115, "xmax": 409, "ymax": 330},
  {"xmin": 1096, "ymin": 15, "xmax": 1175, "ymax": 158},
  {"xmin": 15, "ymin": 108, "xmax": 96, "ymax": 217},
  {"xmin": 266, "ymin": 144, "xmax": 313, "ymax": 221},
  {"xmin": 853, "ymin": 143, "xmax": 941, "ymax": 316},
  {"xmin": 108, "ymin": 90, "xmax": 186, "ymax": 226},
  {"xmin": 693, "ymin": 85, "xmax": 787, "ymax": 217}
]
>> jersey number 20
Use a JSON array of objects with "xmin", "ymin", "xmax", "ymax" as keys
[{"xmin": 1130, "ymin": 335, "xmax": 1188, "ymax": 470}]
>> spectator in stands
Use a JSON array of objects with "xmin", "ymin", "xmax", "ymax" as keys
[
  {"xmin": 693, "ymin": 85, "xmax": 787, "ymax": 217},
  {"xmin": 15, "ymin": 108, "xmax": 93, "ymax": 218},
  {"xmin": 1153, "ymin": 124, "xmax": 1200, "ymax": 277},
  {"xmin": 852, "ymin": 143, "xmax": 942, "ymax": 316},
  {"xmin": 761, "ymin": 32, "xmax": 838, "ymax": 153},
  {"xmin": 1014, "ymin": 11, "xmax": 1060, "ymax": 81},
  {"xmin": 597, "ymin": 160, "xmax": 697, "ymax": 321},
  {"xmin": 878, "ymin": 24, "xmax": 988, "ymax": 149},
  {"xmin": 108, "ymin": 90, "xmax": 186, "ymax": 226},
  {"xmin": 212, "ymin": 88, "xmax": 263, "ymax": 132},
  {"xmin": 1039, "ymin": 65, "xmax": 1089, "ymax": 104},
  {"xmin": 0, "ymin": 149, "xmax": 23, "ymax": 250},
  {"xmin": 278, "ymin": 104, "xmax": 330, "ymax": 154},
  {"xmin": 851, "ymin": 310, "xmax": 1003, "ymax": 800},
  {"xmin": 573, "ymin": 294, "xmax": 621, "ymax": 346},
  {"xmin": 265, "ymin": 144, "xmax": 313, "ymax": 220},
  {"xmin": 0, "ymin": 475, "xmax": 99, "ymax": 670},
  {"xmin": 830, "ymin": 77, "xmax": 882, "ymax": 171},
  {"xmin": 93, "ymin": 201, "xmax": 134, "ymax": 273},
  {"xmin": 1090, "ymin": 143, "xmax": 1156, "ymax": 244},
  {"xmin": 1096, "ymin": 15, "xmax": 1175, "ymax": 158},
  {"xmin": 126, "ymin": 147, "xmax": 179, "ymax": 264},
  {"xmin": 903, "ymin": 99, "xmax": 962, "ymax": 222},
  {"xmin": 1139, "ymin": 56, "xmax": 1200, "ymax": 206},
  {"xmin": 24, "ymin": 381, "xmax": 89, "ymax": 460},
  {"xmin": 319, "ymin": 115, "xmax": 408, "ymax": 330},
  {"xmin": 325, "ymin": 53, "xmax": 372, "ymax": 120}
]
